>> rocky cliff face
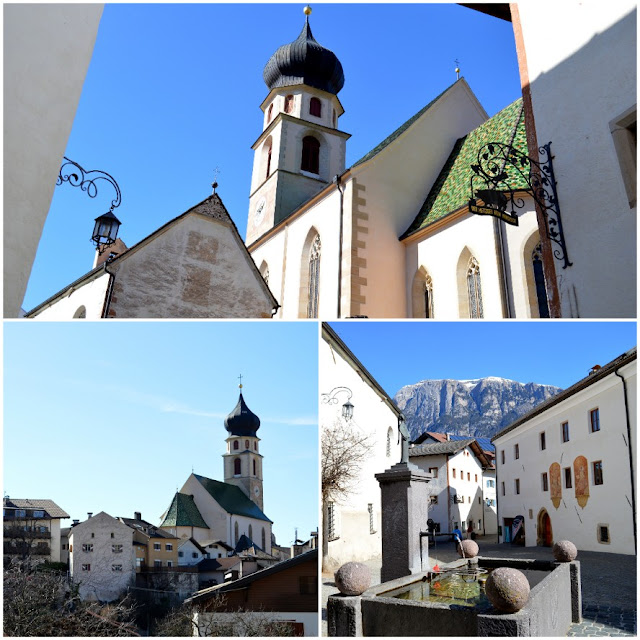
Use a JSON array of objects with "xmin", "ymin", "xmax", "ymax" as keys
[{"xmin": 394, "ymin": 377, "xmax": 562, "ymax": 441}]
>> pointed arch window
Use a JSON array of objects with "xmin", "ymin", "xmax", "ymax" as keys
[
  {"xmin": 466, "ymin": 257, "xmax": 484, "ymax": 319},
  {"xmin": 424, "ymin": 274, "xmax": 434, "ymax": 318},
  {"xmin": 307, "ymin": 234, "xmax": 321, "ymax": 318},
  {"xmin": 266, "ymin": 144, "xmax": 272, "ymax": 178},
  {"xmin": 261, "ymin": 527, "xmax": 266, "ymax": 550},
  {"xmin": 234, "ymin": 458, "xmax": 241, "ymax": 475},
  {"xmin": 234, "ymin": 522, "xmax": 239, "ymax": 545},
  {"xmin": 248, "ymin": 524, "xmax": 253, "ymax": 541},
  {"xmin": 284, "ymin": 95, "xmax": 294, "ymax": 114},
  {"xmin": 532, "ymin": 243, "xmax": 550, "ymax": 318},
  {"xmin": 301, "ymin": 136, "xmax": 320, "ymax": 174},
  {"xmin": 267, "ymin": 103, "xmax": 273, "ymax": 123},
  {"xmin": 253, "ymin": 459, "xmax": 256, "ymax": 475},
  {"xmin": 309, "ymin": 97, "xmax": 322, "ymax": 117}
]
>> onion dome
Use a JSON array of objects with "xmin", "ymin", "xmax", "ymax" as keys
[
  {"xmin": 225, "ymin": 390, "xmax": 260, "ymax": 437},
  {"xmin": 263, "ymin": 9, "xmax": 344, "ymax": 95}
]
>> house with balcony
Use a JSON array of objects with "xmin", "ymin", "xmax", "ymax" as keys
[{"xmin": 3, "ymin": 497, "xmax": 69, "ymax": 565}]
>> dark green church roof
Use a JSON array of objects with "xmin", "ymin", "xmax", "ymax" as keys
[
  {"xmin": 194, "ymin": 474, "xmax": 272, "ymax": 523},
  {"xmin": 160, "ymin": 492, "xmax": 208, "ymax": 529},
  {"xmin": 402, "ymin": 98, "xmax": 527, "ymax": 239}
]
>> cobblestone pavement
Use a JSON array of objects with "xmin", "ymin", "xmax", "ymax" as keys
[{"xmin": 321, "ymin": 535, "xmax": 636, "ymax": 636}]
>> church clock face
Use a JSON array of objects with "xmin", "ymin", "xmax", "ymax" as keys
[{"xmin": 253, "ymin": 197, "xmax": 266, "ymax": 228}]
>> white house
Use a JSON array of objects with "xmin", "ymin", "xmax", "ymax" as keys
[
  {"xmin": 410, "ymin": 438, "xmax": 496, "ymax": 538},
  {"xmin": 69, "ymin": 512, "xmax": 135, "ymax": 601},
  {"xmin": 492, "ymin": 348, "xmax": 637, "ymax": 554},
  {"xmin": 510, "ymin": 2, "xmax": 637, "ymax": 318},
  {"xmin": 320, "ymin": 323, "xmax": 402, "ymax": 569}
]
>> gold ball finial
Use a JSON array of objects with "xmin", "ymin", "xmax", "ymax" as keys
[
  {"xmin": 239, "ymin": 383, "xmax": 243, "ymax": 389},
  {"xmin": 304, "ymin": 5, "xmax": 312, "ymax": 16}
]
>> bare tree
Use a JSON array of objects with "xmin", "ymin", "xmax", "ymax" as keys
[
  {"xmin": 321, "ymin": 417, "xmax": 374, "ymax": 572},
  {"xmin": 3, "ymin": 564, "xmax": 140, "ymax": 636}
]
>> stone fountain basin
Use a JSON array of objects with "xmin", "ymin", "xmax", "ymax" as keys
[{"xmin": 353, "ymin": 557, "xmax": 581, "ymax": 636}]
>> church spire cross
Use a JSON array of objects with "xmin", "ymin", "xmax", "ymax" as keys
[
  {"xmin": 211, "ymin": 167, "xmax": 220, "ymax": 194},
  {"xmin": 455, "ymin": 59, "xmax": 461, "ymax": 80},
  {"xmin": 238, "ymin": 373, "xmax": 243, "ymax": 389}
]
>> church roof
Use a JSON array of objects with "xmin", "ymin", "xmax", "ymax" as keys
[
  {"xmin": 263, "ymin": 15, "xmax": 344, "ymax": 95},
  {"xmin": 402, "ymin": 98, "xmax": 527, "ymax": 238},
  {"xmin": 224, "ymin": 392, "xmax": 261, "ymax": 437},
  {"xmin": 351, "ymin": 83, "xmax": 453, "ymax": 169},
  {"xmin": 194, "ymin": 474, "xmax": 272, "ymax": 523},
  {"xmin": 160, "ymin": 492, "xmax": 208, "ymax": 529}
]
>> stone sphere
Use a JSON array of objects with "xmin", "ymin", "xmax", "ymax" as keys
[
  {"xmin": 553, "ymin": 540, "xmax": 578, "ymax": 562},
  {"xmin": 485, "ymin": 567, "xmax": 530, "ymax": 613},
  {"xmin": 458, "ymin": 539, "xmax": 479, "ymax": 558},
  {"xmin": 335, "ymin": 562, "xmax": 371, "ymax": 596}
]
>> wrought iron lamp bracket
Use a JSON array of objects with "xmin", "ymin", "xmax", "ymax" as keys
[
  {"xmin": 469, "ymin": 141, "xmax": 572, "ymax": 269},
  {"xmin": 321, "ymin": 386, "xmax": 353, "ymax": 405},
  {"xmin": 57, "ymin": 157, "xmax": 122, "ymax": 212}
]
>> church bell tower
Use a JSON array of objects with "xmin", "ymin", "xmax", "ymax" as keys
[
  {"xmin": 222, "ymin": 383, "xmax": 264, "ymax": 511},
  {"xmin": 246, "ymin": 6, "xmax": 350, "ymax": 245}
]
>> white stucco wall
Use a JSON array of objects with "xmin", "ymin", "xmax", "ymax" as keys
[
  {"xmin": 69, "ymin": 512, "xmax": 135, "ymax": 601},
  {"xmin": 405, "ymin": 203, "xmax": 541, "ymax": 319},
  {"xmin": 4, "ymin": 3, "xmax": 104, "ymax": 318},
  {"xmin": 320, "ymin": 330, "xmax": 402, "ymax": 567},
  {"xmin": 517, "ymin": 2, "xmax": 637, "ymax": 318},
  {"xmin": 494, "ymin": 358, "xmax": 636, "ymax": 554},
  {"xmin": 27, "ymin": 271, "xmax": 111, "ymax": 319}
]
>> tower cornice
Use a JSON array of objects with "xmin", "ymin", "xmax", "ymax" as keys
[{"xmin": 259, "ymin": 84, "xmax": 345, "ymax": 115}]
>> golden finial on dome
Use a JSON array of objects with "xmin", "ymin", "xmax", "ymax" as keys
[
  {"xmin": 238, "ymin": 373, "xmax": 243, "ymax": 390},
  {"xmin": 304, "ymin": 5, "xmax": 312, "ymax": 16},
  {"xmin": 455, "ymin": 59, "xmax": 461, "ymax": 80}
]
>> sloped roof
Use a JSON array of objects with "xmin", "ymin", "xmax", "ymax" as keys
[
  {"xmin": 351, "ymin": 83, "xmax": 455, "ymax": 168},
  {"xmin": 160, "ymin": 492, "xmax": 208, "ymax": 529},
  {"xmin": 197, "ymin": 558, "xmax": 223, "ymax": 572},
  {"xmin": 4, "ymin": 498, "xmax": 69, "ymax": 519},
  {"xmin": 493, "ymin": 347, "xmax": 637, "ymax": 441},
  {"xmin": 194, "ymin": 474, "xmax": 272, "ymax": 523},
  {"xmin": 402, "ymin": 98, "xmax": 527, "ymax": 239},
  {"xmin": 449, "ymin": 434, "xmax": 496, "ymax": 453},
  {"xmin": 412, "ymin": 431, "xmax": 448, "ymax": 445},
  {"xmin": 200, "ymin": 539, "xmax": 234, "ymax": 551},
  {"xmin": 232, "ymin": 534, "xmax": 276, "ymax": 560},
  {"xmin": 186, "ymin": 549, "xmax": 318, "ymax": 604},
  {"xmin": 119, "ymin": 516, "xmax": 178, "ymax": 539},
  {"xmin": 410, "ymin": 439, "xmax": 474, "ymax": 457}
]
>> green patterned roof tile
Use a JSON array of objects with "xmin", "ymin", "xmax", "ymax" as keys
[
  {"xmin": 402, "ymin": 98, "xmax": 527, "ymax": 238},
  {"xmin": 160, "ymin": 492, "xmax": 208, "ymax": 529}
]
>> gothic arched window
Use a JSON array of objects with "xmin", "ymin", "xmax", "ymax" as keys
[
  {"xmin": 266, "ymin": 144, "xmax": 272, "ymax": 178},
  {"xmin": 245, "ymin": 439, "xmax": 249, "ymax": 449},
  {"xmin": 307, "ymin": 234, "xmax": 321, "ymax": 318},
  {"xmin": 234, "ymin": 522, "xmax": 239, "ymax": 545},
  {"xmin": 261, "ymin": 527, "xmax": 266, "ymax": 550},
  {"xmin": 466, "ymin": 257, "xmax": 484, "ymax": 319},
  {"xmin": 267, "ymin": 103, "xmax": 273, "ymax": 123},
  {"xmin": 309, "ymin": 97, "xmax": 322, "ymax": 117},
  {"xmin": 253, "ymin": 459, "xmax": 256, "ymax": 475},
  {"xmin": 234, "ymin": 458, "xmax": 241, "ymax": 475},
  {"xmin": 301, "ymin": 136, "xmax": 320, "ymax": 174},
  {"xmin": 284, "ymin": 95, "xmax": 294, "ymax": 114},
  {"xmin": 424, "ymin": 274, "xmax": 434, "ymax": 319},
  {"xmin": 532, "ymin": 243, "xmax": 550, "ymax": 318},
  {"xmin": 73, "ymin": 306, "xmax": 86, "ymax": 319},
  {"xmin": 248, "ymin": 524, "xmax": 253, "ymax": 542}
]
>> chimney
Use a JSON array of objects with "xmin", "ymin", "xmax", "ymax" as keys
[
  {"xmin": 87, "ymin": 512, "xmax": 93, "ymax": 519},
  {"xmin": 589, "ymin": 364, "xmax": 602, "ymax": 375},
  {"xmin": 134, "ymin": 511, "xmax": 142, "ymax": 520},
  {"xmin": 93, "ymin": 238, "xmax": 127, "ymax": 269},
  {"xmin": 72, "ymin": 519, "xmax": 79, "ymax": 526}
]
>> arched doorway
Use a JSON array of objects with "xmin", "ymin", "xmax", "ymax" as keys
[{"xmin": 537, "ymin": 508, "xmax": 553, "ymax": 546}]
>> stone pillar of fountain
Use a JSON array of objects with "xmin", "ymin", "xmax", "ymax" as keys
[{"xmin": 375, "ymin": 461, "xmax": 432, "ymax": 583}]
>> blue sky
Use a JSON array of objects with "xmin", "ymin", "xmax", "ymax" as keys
[
  {"xmin": 328, "ymin": 321, "xmax": 638, "ymax": 396},
  {"xmin": 3, "ymin": 321, "xmax": 319, "ymax": 546},
  {"xmin": 22, "ymin": 3, "xmax": 521, "ymax": 311}
]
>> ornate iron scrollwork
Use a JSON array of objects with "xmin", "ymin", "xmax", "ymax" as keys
[
  {"xmin": 469, "ymin": 142, "xmax": 572, "ymax": 269},
  {"xmin": 57, "ymin": 157, "xmax": 122, "ymax": 213}
]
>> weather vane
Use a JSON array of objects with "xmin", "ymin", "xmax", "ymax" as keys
[
  {"xmin": 455, "ymin": 59, "xmax": 460, "ymax": 80},
  {"xmin": 211, "ymin": 167, "xmax": 220, "ymax": 194}
]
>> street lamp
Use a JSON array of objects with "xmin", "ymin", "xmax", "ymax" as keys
[
  {"xmin": 57, "ymin": 157, "xmax": 123, "ymax": 253},
  {"xmin": 321, "ymin": 386, "xmax": 354, "ymax": 421}
]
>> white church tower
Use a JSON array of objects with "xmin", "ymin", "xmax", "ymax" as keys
[
  {"xmin": 222, "ymin": 384, "xmax": 265, "ymax": 511},
  {"xmin": 246, "ymin": 6, "xmax": 350, "ymax": 245}
]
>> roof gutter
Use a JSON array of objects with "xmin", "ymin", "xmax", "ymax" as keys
[{"xmin": 614, "ymin": 367, "xmax": 636, "ymax": 551}]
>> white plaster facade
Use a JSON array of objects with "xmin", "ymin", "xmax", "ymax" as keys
[
  {"xmin": 4, "ymin": 4, "xmax": 104, "ymax": 318},
  {"xmin": 26, "ymin": 195, "xmax": 277, "ymax": 319},
  {"xmin": 493, "ymin": 349, "xmax": 636, "ymax": 554},
  {"xmin": 514, "ymin": 2, "xmax": 637, "ymax": 318},
  {"xmin": 177, "ymin": 538, "xmax": 208, "ymax": 566},
  {"xmin": 320, "ymin": 324, "xmax": 402, "ymax": 568},
  {"xmin": 69, "ymin": 512, "xmax": 135, "ymax": 601},
  {"xmin": 410, "ymin": 442, "xmax": 496, "ymax": 537}
]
